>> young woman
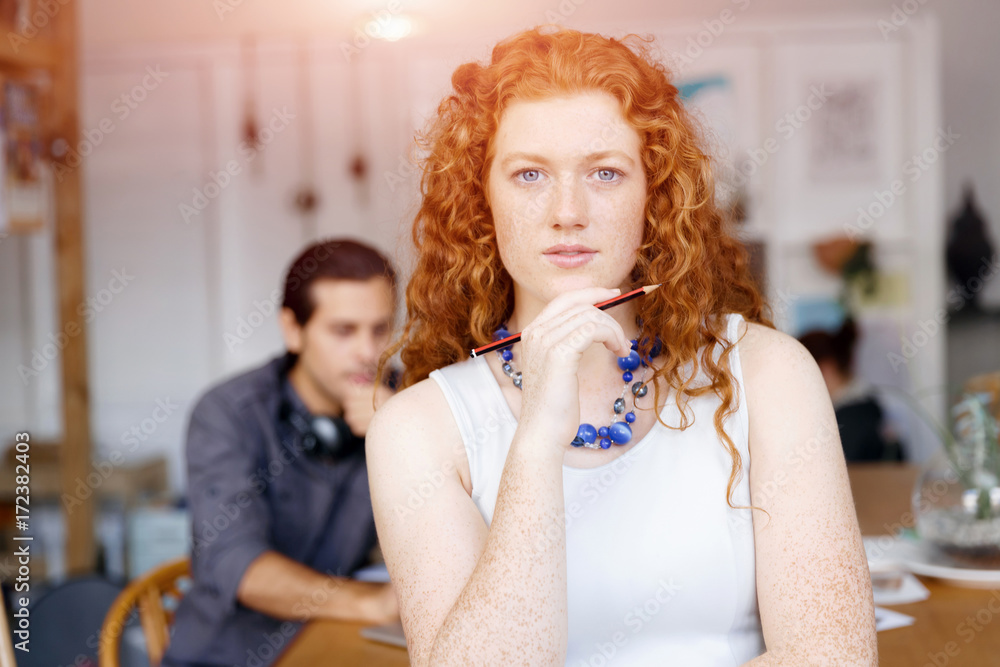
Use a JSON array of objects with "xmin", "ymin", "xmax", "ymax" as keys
[{"xmin": 368, "ymin": 28, "xmax": 876, "ymax": 666}]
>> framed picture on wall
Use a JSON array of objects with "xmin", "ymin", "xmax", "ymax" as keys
[{"xmin": 769, "ymin": 40, "xmax": 907, "ymax": 245}]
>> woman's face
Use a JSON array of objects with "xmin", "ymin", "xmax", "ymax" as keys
[{"xmin": 486, "ymin": 91, "xmax": 647, "ymax": 312}]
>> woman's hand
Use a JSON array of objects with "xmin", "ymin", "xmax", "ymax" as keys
[{"xmin": 513, "ymin": 287, "xmax": 632, "ymax": 459}]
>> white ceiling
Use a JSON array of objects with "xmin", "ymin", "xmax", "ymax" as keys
[{"xmin": 80, "ymin": 0, "xmax": 917, "ymax": 49}]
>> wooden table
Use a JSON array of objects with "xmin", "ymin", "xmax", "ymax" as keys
[
  {"xmin": 277, "ymin": 464, "xmax": 1000, "ymax": 666},
  {"xmin": 849, "ymin": 463, "xmax": 1000, "ymax": 667},
  {"xmin": 276, "ymin": 618, "xmax": 409, "ymax": 666}
]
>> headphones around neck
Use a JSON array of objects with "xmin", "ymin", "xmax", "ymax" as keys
[
  {"xmin": 278, "ymin": 397, "xmax": 364, "ymax": 463},
  {"xmin": 276, "ymin": 353, "xmax": 399, "ymax": 463}
]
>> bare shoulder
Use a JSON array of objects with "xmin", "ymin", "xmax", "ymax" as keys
[
  {"xmin": 735, "ymin": 319, "xmax": 827, "ymax": 401},
  {"xmin": 369, "ymin": 377, "xmax": 454, "ymax": 445},
  {"xmin": 732, "ymin": 318, "xmax": 834, "ymax": 461},
  {"xmin": 735, "ymin": 318, "xmax": 818, "ymax": 377},
  {"xmin": 367, "ymin": 376, "xmax": 469, "ymax": 493}
]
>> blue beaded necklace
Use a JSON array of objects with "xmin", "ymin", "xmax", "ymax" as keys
[{"xmin": 492, "ymin": 325, "xmax": 657, "ymax": 450}]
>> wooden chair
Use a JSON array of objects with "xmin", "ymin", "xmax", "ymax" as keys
[
  {"xmin": 99, "ymin": 557, "xmax": 190, "ymax": 667},
  {"xmin": 1, "ymin": 590, "xmax": 17, "ymax": 667}
]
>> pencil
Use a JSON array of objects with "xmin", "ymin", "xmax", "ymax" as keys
[{"xmin": 469, "ymin": 284, "xmax": 661, "ymax": 358}]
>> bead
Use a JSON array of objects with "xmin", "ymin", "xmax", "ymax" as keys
[
  {"xmin": 617, "ymin": 350, "xmax": 641, "ymax": 372},
  {"xmin": 609, "ymin": 421, "xmax": 632, "ymax": 444},
  {"xmin": 630, "ymin": 338, "xmax": 638, "ymax": 350},
  {"xmin": 493, "ymin": 325, "xmax": 641, "ymax": 455}
]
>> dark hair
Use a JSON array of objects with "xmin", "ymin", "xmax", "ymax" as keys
[
  {"xmin": 282, "ymin": 238, "xmax": 396, "ymax": 326},
  {"xmin": 798, "ymin": 318, "xmax": 858, "ymax": 375}
]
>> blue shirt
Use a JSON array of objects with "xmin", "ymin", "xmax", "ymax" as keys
[{"xmin": 164, "ymin": 353, "xmax": 378, "ymax": 666}]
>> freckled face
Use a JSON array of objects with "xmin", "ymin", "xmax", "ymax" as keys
[{"xmin": 486, "ymin": 92, "xmax": 647, "ymax": 310}]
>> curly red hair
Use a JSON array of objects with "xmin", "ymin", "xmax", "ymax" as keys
[{"xmin": 378, "ymin": 27, "xmax": 774, "ymax": 506}]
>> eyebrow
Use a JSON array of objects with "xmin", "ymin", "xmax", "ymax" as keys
[
  {"xmin": 325, "ymin": 318, "xmax": 392, "ymax": 329},
  {"xmin": 498, "ymin": 150, "xmax": 636, "ymax": 170}
]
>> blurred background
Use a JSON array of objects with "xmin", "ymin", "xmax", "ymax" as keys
[{"xmin": 1, "ymin": 0, "xmax": 999, "ymax": 662}]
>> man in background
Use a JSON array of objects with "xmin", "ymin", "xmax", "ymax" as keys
[
  {"xmin": 799, "ymin": 318, "xmax": 904, "ymax": 462},
  {"xmin": 164, "ymin": 239, "xmax": 399, "ymax": 667}
]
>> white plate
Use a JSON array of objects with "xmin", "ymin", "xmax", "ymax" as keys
[{"xmin": 864, "ymin": 535, "xmax": 1000, "ymax": 589}]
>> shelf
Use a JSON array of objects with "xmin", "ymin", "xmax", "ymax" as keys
[
  {"xmin": 0, "ymin": 449, "xmax": 168, "ymax": 504},
  {"xmin": 0, "ymin": 24, "xmax": 59, "ymax": 70}
]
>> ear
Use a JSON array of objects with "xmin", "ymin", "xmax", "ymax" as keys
[{"xmin": 279, "ymin": 307, "xmax": 304, "ymax": 354}]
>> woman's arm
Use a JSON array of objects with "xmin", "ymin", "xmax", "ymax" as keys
[
  {"xmin": 368, "ymin": 287, "xmax": 631, "ymax": 667},
  {"xmin": 367, "ymin": 380, "xmax": 569, "ymax": 667},
  {"xmin": 739, "ymin": 321, "xmax": 878, "ymax": 666}
]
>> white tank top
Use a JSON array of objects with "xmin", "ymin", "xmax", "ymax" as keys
[{"xmin": 429, "ymin": 312, "xmax": 765, "ymax": 665}]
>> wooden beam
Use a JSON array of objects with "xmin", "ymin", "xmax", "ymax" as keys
[
  {"xmin": 47, "ymin": 1, "xmax": 95, "ymax": 574},
  {"xmin": 0, "ymin": 28, "xmax": 58, "ymax": 70}
]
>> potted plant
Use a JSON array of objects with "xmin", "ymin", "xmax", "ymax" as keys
[{"xmin": 909, "ymin": 391, "xmax": 1000, "ymax": 566}]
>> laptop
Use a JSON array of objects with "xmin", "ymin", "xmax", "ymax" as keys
[{"xmin": 360, "ymin": 621, "xmax": 408, "ymax": 649}]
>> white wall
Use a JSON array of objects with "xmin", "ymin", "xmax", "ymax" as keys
[
  {"xmin": 73, "ymin": 0, "xmax": 1000, "ymax": 290},
  {"xmin": 3, "ymin": 0, "xmax": 995, "ymax": 492}
]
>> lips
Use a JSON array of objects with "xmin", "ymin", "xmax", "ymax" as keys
[
  {"xmin": 544, "ymin": 244, "xmax": 596, "ymax": 254},
  {"xmin": 543, "ymin": 244, "xmax": 596, "ymax": 268}
]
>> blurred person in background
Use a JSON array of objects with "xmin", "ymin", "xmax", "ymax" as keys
[
  {"xmin": 799, "ymin": 318, "xmax": 904, "ymax": 462},
  {"xmin": 163, "ymin": 239, "xmax": 399, "ymax": 667}
]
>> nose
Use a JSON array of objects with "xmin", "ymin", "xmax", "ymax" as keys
[
  {"xmin": 355, "ymin": 329, "xmax": 380, "ymax": 367},
  {"xmin": 550, "ymin": 174, "xmax": 588, "ymax": 230}
]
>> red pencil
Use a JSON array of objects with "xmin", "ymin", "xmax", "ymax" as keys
[{"xmin": 469, "ymin": 284, "xmax": 661, "ymax": 358}]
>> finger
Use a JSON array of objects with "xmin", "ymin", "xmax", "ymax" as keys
[
  {"xmin": 525, "ymin": 296, "xmax": 629, "ymax": 349},
  {"xmin": 540, "ymin": 310, "xmax": 631, "ymax": 359},
  {"xmin": 534, "ymin": 286, "xmax": 622, "ymax": 323},
  {"xmin": 535, "ymin": 308, "xmax": 629, "ymax": 358},
  {"xmin": 526, "ymin": 303, "xmax": 594, "ymax": 339}
]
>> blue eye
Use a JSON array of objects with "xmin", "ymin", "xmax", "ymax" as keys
[
  {"xmin": 518, "ymin": 170, "xmax": 540, "ymax": 182},
  {"xmin": 597, "ymin": 169, "xmax": 619, "ymax": 182}
]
